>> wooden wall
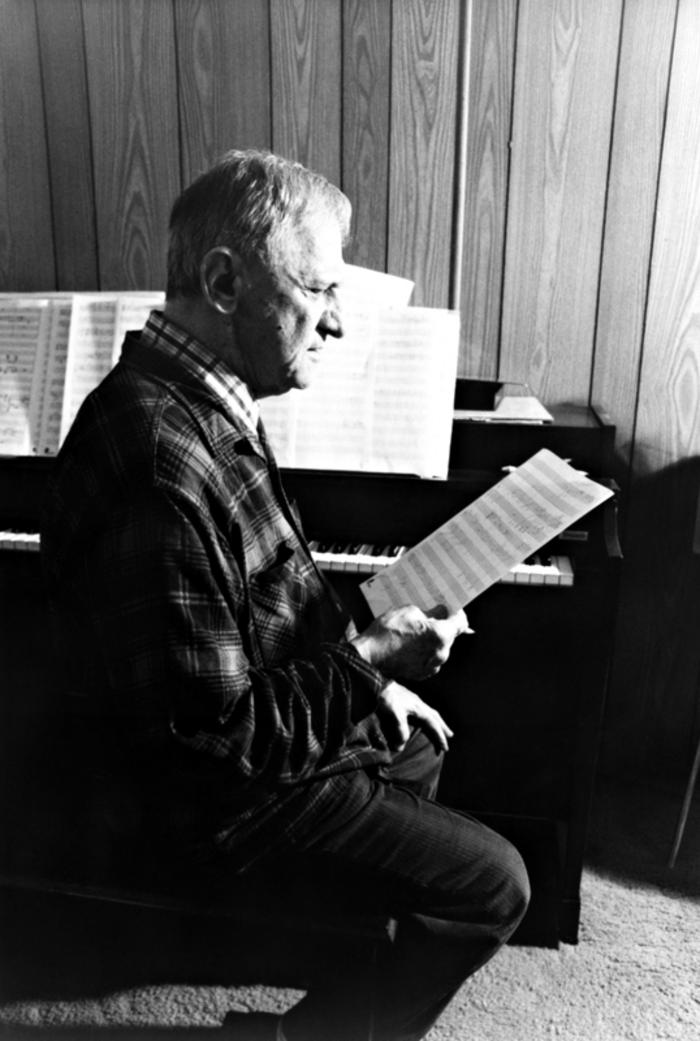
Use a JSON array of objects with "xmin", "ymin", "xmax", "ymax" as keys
[{"xmin": 1, "ymin": 0, "xmax": 699, "ymax": 782}]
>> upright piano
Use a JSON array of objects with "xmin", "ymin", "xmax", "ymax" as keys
[{"xmin": 0, "ymin": 389, "xmax": 621, "ymax": 947}]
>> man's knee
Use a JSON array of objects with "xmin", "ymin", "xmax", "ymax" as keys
[{"xmin": 481, "ymin": 831, "xmax": 531, "ymax": 939}]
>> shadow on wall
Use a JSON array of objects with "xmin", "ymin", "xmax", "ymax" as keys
[
  {"xmin": 584, "ymin": 771, "xmax": 700, "ymax": 901},
  {"xmin": 601, "ymin": 454, "xmax": 700, "ymax": 782}
]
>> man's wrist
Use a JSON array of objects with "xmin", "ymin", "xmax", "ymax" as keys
[{"xmin": 349, "ymin": 631, "xmax": 375, "ymax": 668}]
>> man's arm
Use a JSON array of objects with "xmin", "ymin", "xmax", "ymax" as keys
[{"xmin": 70, "ymin": 489, "xmax": 387, "ymax": 786}]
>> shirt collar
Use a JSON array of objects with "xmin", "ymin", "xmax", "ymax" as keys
[{"xmin": 140, "ymin": 310, "xmax": 260, "ymax": 433}]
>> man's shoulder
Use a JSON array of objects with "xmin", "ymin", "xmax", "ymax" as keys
[{"xmin": 47, "ymin": 359, "xmax": 258, "ymax": 543}]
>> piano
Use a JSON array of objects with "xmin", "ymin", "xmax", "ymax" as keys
[
  {"xmin": 0, "ymin": 389, "xmax": 621, "ymax": 947},
  {"xmin": 0, "ymin": 529, "xmax": 575, "ymax": 587}
]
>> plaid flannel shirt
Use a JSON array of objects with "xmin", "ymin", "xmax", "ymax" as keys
[{"xmin": 42, "ymin": 312, "xmax": 392, "ymax": 866}]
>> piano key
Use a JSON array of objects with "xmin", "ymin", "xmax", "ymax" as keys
[
  {"xmin": 312, "ymin": 544, "xmax": 573, "ymax": 586},
  {"xmin": 498, "ymin": 553, "xmax": 574, "ymax": 587},
  {"xmin": 0, "ymin": 530, "xmax": 40, "ymax": 551},
  {"xmin": 0, "ymin": 530, "xmax": 573, "ymax": 587}
]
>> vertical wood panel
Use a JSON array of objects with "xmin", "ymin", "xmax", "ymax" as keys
[
  {"xmin": 342, "ymin": 0, "xmax": 391, "ymax": 272},
  {"xmin": 500, "ymin": 0, "xmax": 621, "ymax": 403},
  {"xmin": 592, "ymin": 0, "xmax": 676, "ymax": 472},
  {"xmin": 606, "ymin": 0, "xmax": 700, "ymax": 775},
  {"xmin": 388, "ymin": 0, "xmax": 461, "ymax": 307},
  {"xmin": 174, "ymin": 0, "xmax": 271, "ymax": 186},
  {"xmin": 35, "ymin": 0, "xmax": 99, "ymax": 290},
  {"xmin": 457, "ymin": 0, "xmax": 516, "ymax": 377},
  {"xmin": 634, "ymin": 0, "xmax": 700, "ymax": 472},
  {"xmin": 82, "ymin": 0, "xmax": 180, "ymax": 290},
  {"xmin": 270, "ymin": 0, "xmax": 342, "ymax": 185},
  {"xmin": 0, "ymin": 0, "xmax": 55, "ymax": 291}
]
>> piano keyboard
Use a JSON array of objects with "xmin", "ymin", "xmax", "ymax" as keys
[
  {"xmin": 0, "ymin": 530, "xmax": 40, "ymax": 551},
  {"xmin": 0, "ymin": 531, "xmax": 574, "ymax": 587},
  {"xmin": 309, "ymin": 539, "xmax": 573, "ymax": 587},
  {"xmin": 308, "ymin": 540, "xmax": 406, "ymax": 574}
]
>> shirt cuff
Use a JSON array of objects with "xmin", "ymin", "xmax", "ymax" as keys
[{"xmin": 321, "ymin": 641, "xmax": 388, "ymax": 700}]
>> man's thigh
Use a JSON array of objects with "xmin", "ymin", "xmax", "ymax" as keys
[{"xmin": 283, "ymin": 756, "xmax": 528, "ymax": 927}]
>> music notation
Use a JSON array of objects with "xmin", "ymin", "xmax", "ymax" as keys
[{"xmin": 361, "ymin": 449, "xmax": 610, "ymax": 615}]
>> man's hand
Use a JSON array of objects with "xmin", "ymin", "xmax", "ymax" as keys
[
  {"xmin": 350, "ymin": 603, "xmax": 472, "ymax": 682},
  {"xmin": 377, "ymin": 681, "xmax": 454, "ymax": 752}
]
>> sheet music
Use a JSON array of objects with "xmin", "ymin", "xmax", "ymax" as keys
[
  {"xmin": 60, "ymin": 293, "xmax": 163, "ymax": 443},
  {"xmin": 340, "ymin": 264, "xmax": 414, "ymax": 309},
  {"xmin": 0, "ymin": 299, "xmax": 51, "ymax": 455},
  {"xmin": 361, "ymin": 449, "xmax": 614, "ymax": 616},
  {"xmin": 260, "ymin": 304, "xmax": 459, "ymax": 478},
  {"xmin": 35, "ymin": 300, "xmax": 72, "ymax": 455},
  {"xmin": 114, "ymin": 292, "xmax": 164, "ymax": 350},
  {"xmin": 59, "ymin": 295, "xmax": 120, "ymax": 442},
  {"xmin": 368, "ymin": 308, "xmax": 458, "ymax": 476}
]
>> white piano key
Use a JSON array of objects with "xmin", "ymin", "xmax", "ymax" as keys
[
  {"xmin": 0, "ymin": 530, "xmax": 40, "ymax": 551},
  {"xmin": 312, "ymin": 543, "xmax": 572, "ymax": 588}
]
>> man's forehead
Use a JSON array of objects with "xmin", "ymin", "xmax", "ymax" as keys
[{"xmin": 277, "ymin": 211, "xmax": 345, "ymax": 280}]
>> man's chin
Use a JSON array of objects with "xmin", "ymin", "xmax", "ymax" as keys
[
  {"xmin": 288, "ymin": 363, "xmax": 318, "ymax": 392},
  {"xmin": 257, "ymin": 372, "xmax": 314, "ymax": 398}
]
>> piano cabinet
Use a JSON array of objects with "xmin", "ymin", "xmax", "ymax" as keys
[{"xmin": 0, "ymin": 432, "xmax": 621, "ymax": 949}]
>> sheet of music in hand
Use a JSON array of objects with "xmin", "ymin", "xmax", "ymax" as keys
[{"xmin": 360, "ymin": 449, "xmax": 614, "ymax": 616}]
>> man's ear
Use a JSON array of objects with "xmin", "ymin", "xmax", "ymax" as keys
[{"xmin": 200, "ymin": 247, "xmax": 244, "ymax": 316}]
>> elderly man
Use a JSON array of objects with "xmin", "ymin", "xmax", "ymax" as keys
[{"xmin": 42, "ymin": 150, "xmax": 528, "ymax": 1041}]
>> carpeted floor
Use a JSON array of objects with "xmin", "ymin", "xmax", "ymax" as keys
[{"xmin": 1, "ymin": 774, "xmax": 698, "ymax": 1041}]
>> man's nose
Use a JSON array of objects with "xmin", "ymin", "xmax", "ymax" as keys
[{"xmin": 318, "ymin": 299, "xmax": 344, "ymax": 339}]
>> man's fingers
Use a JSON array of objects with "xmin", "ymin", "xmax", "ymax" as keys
[
  {"xmin": 411, "ymin": 702, "xmax": 454, "ymax": 752},
  {"xmin": 431, "ymin": 607, "xmax": 473, "ymax": 640}
]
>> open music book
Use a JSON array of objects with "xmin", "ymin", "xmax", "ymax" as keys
[
  {"xmin": 0, "ymin": 267, "xmax": 458, "ymax": 478},
  {"xmin": 360, "ymin": 449, "xmax": 614, "ymax": 616},
  {"xmin": 0, "ymin": 292, "xmax": 163, "ymax": 456}
]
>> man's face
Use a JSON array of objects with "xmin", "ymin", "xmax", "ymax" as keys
[{"xmin": 231, "ymin": 211, "xmax": 345, "ymax": 398}]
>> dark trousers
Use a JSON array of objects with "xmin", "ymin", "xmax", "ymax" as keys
[{"xmin": 263, "ymin": 730, "xmax": 530, "ymax": 1041}]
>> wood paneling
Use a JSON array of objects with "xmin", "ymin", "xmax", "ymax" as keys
[
  {"xmin": 342, "ymin": 0, "xmax": 391, "ymax": 272},
  {"xmin": 35, "ymin": 0, "xmax": 99, "ymax": 290},
  {"xmin": 0, "ymin": 0, "xmax": 55, "ymax": 291},
  {"xmin": 592, "ymin": 0, "xmax": 676, "ymax": 473},
  {"xmin": 82, "ymin": 0, "xmax": 180, "ymax": 290},
  {"xmin": 174, "ymin": 0, "xmax": 271, "ymax": 186},
  {"xmin": 635, "ymin": 0, "xmax": 700, "ymax": 472},
  {"xmin": 388, "ymin": 0, "xmax": 462, "ymax": 307},
  {"xmin": 501, "ymin": 0, "xmax": 622, "ymax": 403},
  {"xmin": 457, "ymin": 0, "xmax": 516, "ymax": 377},
  {"xmin": 270, "ymin": 0, "xmax": 342, "ymax": 185},
  {"xmin": 606, "ymin": 0, "xmax": 700, "ymax": 773}
]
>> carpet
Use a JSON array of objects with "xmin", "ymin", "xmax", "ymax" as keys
[{"xmin": 1, "ymin": 775, "xmax": 698, "ymax": 1040}]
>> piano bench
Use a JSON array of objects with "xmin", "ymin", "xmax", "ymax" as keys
[{"xmin": 0, "ymin": 866, "xmax": 396, "ymax": 1036}]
